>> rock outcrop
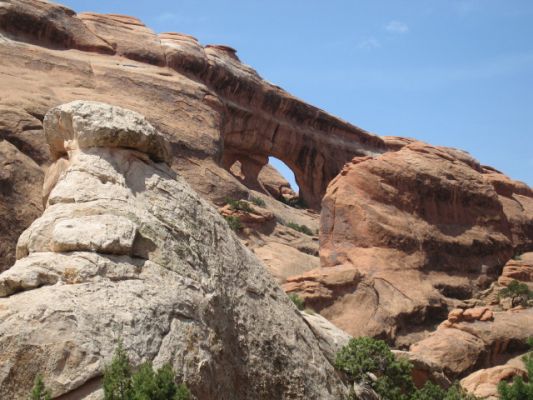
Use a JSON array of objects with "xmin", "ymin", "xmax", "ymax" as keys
[
  {"xmin": 410, "ymin": 308, "xmax": 533, "ymax": 378},
  {"xmin": 498, "ymin": 252, "xmax": 533, "ymax": 287},
  {"xmin": 460, "ymin": 354, "xmax": 529, "ymax": 399},
  {"xmin": 0, "ymin": 101, "xmax": 346, "ymax": 399},
  {"xmin": 0, "ymin": 0, "xmax": 386, "ymax": 272},
  {"xmin": 286, "ymin": 139, "xmax": 533, "ymax": 344}
]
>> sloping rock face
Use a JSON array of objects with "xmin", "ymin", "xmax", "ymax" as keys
[
  {"xmin": 0, "ymin": 101, "xmax": 346, "ymax": 399},
  {"xmin": 286, "ymin": 139, "xmax": 533, "ymax": 344}
]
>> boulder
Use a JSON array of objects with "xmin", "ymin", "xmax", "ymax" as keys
[
  {"xmin": 410, "ymin": 308, "xmax": 533, "ymax": 378},
  {"xmin": 460, "ymin": 354, "xmax": 528, "ymax": 399},
  {"xmin": 0, "ymin": 102, "xmax": 346, "ymax": 399}
]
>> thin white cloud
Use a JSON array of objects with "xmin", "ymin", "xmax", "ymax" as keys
[
  {"xmin": 357, "ymin": 37, "xmax": 381, "ymax": 49},
  {"xmin": 385, "ymin": 20, "xmax": 409, "ymax": 34}
]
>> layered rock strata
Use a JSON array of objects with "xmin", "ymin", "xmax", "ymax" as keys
[{"xmin": 0, "ymin": 101, "xmax": 346, "ymax": 399}]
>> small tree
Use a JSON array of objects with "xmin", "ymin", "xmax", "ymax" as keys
[
  {"xmin": 335, "ymin": 337, "xmax": 477, "ymax": 400},
  {"xmin": 103, "ymin": 340, "xmax": 133, "ymax": 400},
  {"xmin": 30, "ymin": 375, "xmax": 52, "ymax": 400},
  {"xmin": 335, "ymin": 337, "xmax": 414, "ymax": 400},
  {"xmin": 499, "ymin": 280, "xmax": 533, "ymax": 307},
  {"xmin": 103, "ymin": 341, "xmax": 190, "ymax": 400}
]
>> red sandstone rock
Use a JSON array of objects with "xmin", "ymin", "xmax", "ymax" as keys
[
  {"xmin": 78, "ymin": 13, "xmax": 166, "ymax": 66},
  {"xmin": 461, "ymin": 356, "xmax": 527, "ymax": 399},
  {"xmin": 0, "ymin": 140, "xmax": 44, "ymax": 271},
  {"xmin": 289, "ymin": 140, "xmax": 532, "ymax": 343},
  {"xmin": 410, "ymin": 309, "xmax": 533, "ymax": 378},
  {"xmin": 498, "ymin": 252, "xmax": 533, "ymax": 286},
  {"xmin": 0, "ymin": 0, "xmax": 113, "ymax": 53}
]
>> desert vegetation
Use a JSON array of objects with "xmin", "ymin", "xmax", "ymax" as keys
[{"xmin": 335, "ymin": 337, "xmax": 477, "ymax": 400}]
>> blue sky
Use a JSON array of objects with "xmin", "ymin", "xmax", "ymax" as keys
[{"xmin": 61, "ymin": 0, "xmax": 533, "ymax": 191}]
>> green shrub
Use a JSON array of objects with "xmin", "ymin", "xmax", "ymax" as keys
[
  {"xmin": 498, "ymin": 338, "xmax": 533, "ymax": 399},
  {"xmin": 279, "ymin": 195, "xmax": 306, "ymax": 209},
  {"xmin": 30, "ymin": 375, "xmax": 52, "ymax": 400},
  {"xmin": 104, "ymin": 341, "xmax": 190, "ymax": 400},
  {"xmin": 499, "ymin": 280, "xmax": 533, "ymax": 300},
  {"xmin": 249, "ymin": 196, "xmax": 266, "ymax": 207},
  {"xmin": 226, "ymin": 198, "xmax": 253, "ymax": 213},
  {"xmin": 224, "ymin": 215, "xmax": 242, "ymax": 231},
  {"xmin": 286, "ymin": 222, "xmax": 314, "ymax": 236},
  {"xmin": 131, "ymin": 363, "xmax": 191, "ymax": 400},
  {"xmin": 412, "ymin": 382, "xmax": 477, "ymax": 400},
  {"xmin": 335, "ymin": 337, "xmax": 477, "ymax": 400},
  {"xmin": 104, "ymin": 340, "xmax": 133, "ymax": 399},
  {"xmin": 288, "ymin": 293, "xmax": 305, "ymax": 310},
  {"xmin": 335, "ymin": 337, "xmax": 414, "ymax": 400}
]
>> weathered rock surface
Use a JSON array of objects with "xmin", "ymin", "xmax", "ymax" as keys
[
  {"xmin": 0, "ymin": 139, "xmax": 44, "ymax": 271},
  {"xmin": 410, "ymin": 308, "xmax": 533, "ymax": 378},
  {"xmin": 460, "ymin": 354, "xmax": 528, "ymax": 399},
  {"xmin": 0, "ymin": 102, "xmax": 346, "ymax": 399},
  {"xmin": 287, "ymin": 140, "xmax": 533, "ymax": 344},
  {"xmin": 0, "ymin": 0, "xmax": 385, "ymax": 275},
  {"xmin": 498, "ymin": 252, "xmax": 533, "ymax": 287},
  {"xmin": 300, "ymin": 311, "xmax": 351, "ymax": 364}
]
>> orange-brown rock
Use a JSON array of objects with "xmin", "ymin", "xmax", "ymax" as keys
[
  {"xmin": 287, "ymin": 140, "xmax": 532, "ymax": 344},
  {"xmin": 498, "ymin": 252, "xmax": 533, "ymax": 286},
  {"xmin": 0, "ymin": 0, "xmax": 385, "ymax": 271},
  {"xmin": 218, "ymin": 202, "xmax": 274, "ymax": 224},
  {"xmin": 78, "ymin": 13, "xmax": 166, "ymax": 66},
  {"xmin": 460, "ymin": 354, "xmax": 528, "ymax": 399},
  {"xmin": 410, "ymin": 308, "xmax": 533, "ymax": 378},
  {"xmin": 0, "ymin": 140, "xmax": 44, "ymax": 270}
]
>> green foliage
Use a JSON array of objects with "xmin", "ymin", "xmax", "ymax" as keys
[
  {"xmin": 279, "ymin": 195, "xmax": 306, "ymax": 209},
  {"xmin": 412, "ymin": 382, "xmax": 477, "ymax": 400},
  {"xmin": 130, "ymin": 363, "xmax": 191, "ymax": 400},
  {"xmin": 335, "ymin": 337, "xmax": 414, "ymax": 400},
  {"xmin": 288, "ymin": 293, "xmax": 305, "ymax": 310},
  {"xmin": 286, "ymin": 222, "xmax": 314, "ymax": 236},
  {"xmin": 497, "ymin": 338, "xmax": 533, "ymax": 400},
  {"xmin": 499, "ymin": 280, "xmax": 533, "ymax": 300},
  {"xmin": 226, "ymin": 198, "xmax": 253, "ymax": 213},
  {"xmin": 249, "ymin": 196, "xmax": 266, "ymax": 207},
  {"xmin": 30, "ymin": 375, "xmax": 52, "ymax": 400},
  {"xmin": 104, "ymin": 341, "xmax": 190, "ymax": 400},
  {"xmin": 224, "ymin": 215, "xmax": 242, "ymax": 231},
  {"xmin": 104, "ymin": 340, "xmax": 133, "ymax": 400},
  {"xmin": 335, "ymin": 337, "xmax": 477, "ymax": 400}
]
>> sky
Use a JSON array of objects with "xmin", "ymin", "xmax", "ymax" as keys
[{"xmin": 60, "ymin": 0, "xmax": 533, "ymax": 191}]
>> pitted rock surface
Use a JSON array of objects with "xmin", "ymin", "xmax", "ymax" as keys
[{"xmin": 0, "ymin": 102, "xmax": 346, "ymax": 400}]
